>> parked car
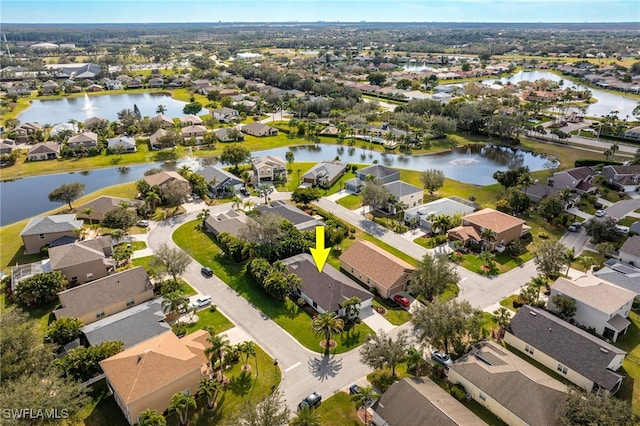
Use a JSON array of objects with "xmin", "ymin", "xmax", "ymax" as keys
[
  {"xmin": 192, "ymin": 295, "xmax": 212, "ymax": 308},
  {"xmin": 567, "ymin": 222, "xmax": 581, "ymax": 232},
  {"xmin": 297, "ymin": 392, "xmax": 322, "ymax": 411},
  {"xmin": 137, "ymin": 219, "xmax": 149, "ymax": 227},
  {"xmin": 349, "ymin": 384, "xmax": 372, "ymax": 404},
  {"xmin": 192, "ymin": 193, "xmax": 200, "ymax": 200},
  {"xmin": 201, "ymin": 266, "xmax": 213, "ymax": 277},
  {"xmin": 393, "ymin": 294, "xmax": 411, "ymax": 308},
  {"xmin": 240, "ymin": 187, "xmax": 250, "ymax": 196},
  {"xmin": 431, "ymin": 351, "xmax": 453, "ymax": 368},
  {"xmin": 595, "ymin": 209, "xmax": 606, "ymax": 217}
]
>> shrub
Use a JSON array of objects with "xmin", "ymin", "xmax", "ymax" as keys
[
  {"xmin": 450, "ymin": 384, "xmax": 468, "ymax": 403},
  {"xmin": 512, "ymin": 299, "xmax": 524, "ymax": 308},
  {"xmin": 538, "ymin": 232, "xmax": 549, "ymax": 239},
  {"xmin": 369, "ymin": 369, "xmax": 398, "ymax": 393},
  {"xmin": 45, "ymin": 317, "xmax": 84, "ymax": 345},
  {"xmin": 172, "ymin": 322, "xmax": 187, "ymax": 337}
]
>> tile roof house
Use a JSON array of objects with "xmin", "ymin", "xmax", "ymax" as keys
[
  {"xmin": 107, "ymin": 136, "xmax": 137, "ymax": 153},
  {"xmin": 345, "ymin": 164, "xmax": 399, "ymax": 193},
  {"xmin": 601, "ymin": 165, "xmax": 640, "ymax": 192},
  {"xmin": 283, "ymin": 253, "xmax": 373, "ymax": 316},
  {"xmin": 546, "ymin": 166, "xmax": 596, "ymax": 194},
  {"xmin": 504, "ymin": 305, "xmax": 626, "ymax": 394},
  {"xmin": 340, "ymin": 240, "xmax": 414, "ymax": 299},
  {"xmin": 404, "ymin": 197, "xmax": 476, "ymax": 233},
  {"xmin": 251, "ymin": 156, "xmax": 287, "ymax": 183},
  {"xmin": 241, "ymin": 122, "xmax": 279, "ymax": 137},
  {"xmin": 372, "ymin": 377, "xmax": 487, "ymax": 426},
  {"xmin": 48, "ymin": 237, "xmax": 116, "ymax": 285},
  {"xmin": 213, "ymin": 127, "xmax": 244, "ymax": 142},
  {"xmin": 180, "ymin": 124, "xmax": 207, "ymax": 142},
  {"xmin": 143, "ymin": 171, "xmax": 191, "ymax": 192},
  {"xmin": 301, "ymin": 161, "xmax": 348, "ymax": 188},
  {"xmin": 383, "ymin": 180, "xmax": 424, "ymax": 210},
  {"xmin": 212, "ymin": 107, "xmax": 240, "ymax": 123},
  {"xmin": 149, "ymin": 128, "xmax": 169, "ymax": 150},
  {"xmin": 76, "ymin": 196, "xmax": 142, "ymax": 222},
  {"xmin": 151, "ymin": 114, "xmax": 175, "ymax": 129},
  {"xmin": 204, "ymin": 209, "xmax": 256, "ymax": 237},
  {"xmin": 67, "ymin": 131, "xmax": 99, "ymax": 150},
  {"xmin": 99, "ymin": 329, "xmax": 211, "ymax": 425},
  {"xmin": 27, "ymin": 142, "xmax": 60, "ymax": 161},
  {"xmin": 0, "ymin": 138, "xmax": 16, "ymax": 156},
  {"xmin": 54, "ymin": 267, "xmax": 154, "ymax": 325},
  {"xmin": 548, "ymin": 276, "xmax": 635, "ymax": 342},
  {"xmin": 619, "ymin": 235, "xmax": 640, "ymax": 267},
  {"xmin": 20, "ymin": 214, "xmax": 84, "ymax": 254},
  {"xmin": 256, "ymin": 200, "xmax": 322, "ymax": 232},
  {"xmin": 81, "ymin": 298, "xmax": 170, "ymax": 349},
  {"xmin": 448, "ymin": 340, "xmax": 567, "ymax": 426},
  {"xmin": 195, "ymin": 165, "xmax": 244, "ymax": 195},
  {"xmin": 41, "ymin": 79, "xmax": 60, "ymax": 94},
  {"xmin": 447, "ymin": 208, "xmax": 529, "ymax": 251}
]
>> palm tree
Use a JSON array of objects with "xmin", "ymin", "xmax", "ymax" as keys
[
  {"xmin": 565, "ymin": 247, "xmax": 577, "ymax": 277},
  {"xmin": 351, "ymin": 385, "xmax": 378, "ymax": 424},
  {"xmin": 231, "ymin": 195, "xmax": 242, "ymax": 210},
  {"xmin": 168, "ymin": 392, "xmax": 196, "ymax": 426},
  {"xmin": 204, "ymin": 333, "xmax": 231, "ymax": 375},
  {"xmin": 311, "ymin": 312, "xmax": 344, "ymax": 354},
  {"xmin": 430, "ymin": 214, "xmax": 450, "ymax": 236},
  {"xmin": 238, "ymin": 340, "xmax": 256, "ymax": 371},
  {"xmin": 178, "ymin": 165, "xmax": 192, "ymax": 177},
  {"xmin": 198, "ymin": 379, "xmax": 223, "ymax": 410},
  {"xmin": 197, "ymin": 208, "xmax": 210, "ymax": 224},
  {"xmin": 492, "ymin": 307, "xmax": 512, "ymax": 328},
  {"xmin": 290, "ymin": 406, "xmax": 321, "ymax": 426},
  {"xmin": 256, "ymin": 183, "xmax": 274, "ymax": 204},
  {"xmin": 405, "ymin": 347, "xmax": 426, "ymax": 377},
  {"xmin": 73, "ymin": 227, "xmax": 87, "ymax": 241},
  {"xmin": 480, "ymin": 227, "xmax": 496, "ymax": 249},
  {"xmin": 285, "ymin": 150, "xmax": 295, "ymax": 170},
  {"xmin": 161, "ymin": 291, "xmax": 189, "ymax": 317},
  {"xmin": 577, "ymin": 255, "xmax": 597, "ymax": 272},
  {"xmin": 243, "ymin": 199, "xmax": 255, "ymax": 212},
  {"xmin": 156, "ymin": 104, "xmax": 167, "ymax": 115},
  {"xmin": 138, "ymin": 409, "xmax": 167, "ymax": 426},
  {"xmin": 518, "ymin": 173, "xmax": 533, "ymax": 195},
  {"xmin": 145, "ymin": 190, "xmax": 161, "ymax": 213},
  {"xmin": 82, "ymin": 207, "xmax": 94, "ymax": 226}
]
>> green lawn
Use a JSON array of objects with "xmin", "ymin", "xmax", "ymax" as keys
[
  {"xmin": 184, "ymin": 307, "xmax": 234, "ymax": 335},
  {"xmin": 499, "ymin": 295, "xmax": 520, "ymax": 312},
  {"xmin": 316, "ymin": 391, "xmax": 361, "ymax": 426},
  {"xmin": 459, "ymin": 250, "xmax": 531, "ymax": 275},
  {"xmin": 372, "ymin": 298, "xmax": 412, "ymax": 325},
  {"xmin": 570, "ymin": 250, "xmax": 605, "ymax": 272},
  {"xmin": 115, "ymin": 241, "xmax": 147, "ymax": 251},
  {"xmin": 618, "ymin": 216, "xmax": 638, "ymax": 227},
  {"xmin": 336, "ymin": 194, "xmax": 362, "ymax": 210},
  {"xmin": 173, "ymin": 220, "xmax": 374, "ymax": 354},
  {"xmin": 614, "ymin": 310, "xmax": 640, "ymax": 413},
  {"xmin": 81, "ymin": 379, "xmax": 128, "ymax": 426}
]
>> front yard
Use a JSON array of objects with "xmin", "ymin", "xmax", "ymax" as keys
[{"xmin": 614, "ymin": 309, "xmax": 640, "ymax": 414}]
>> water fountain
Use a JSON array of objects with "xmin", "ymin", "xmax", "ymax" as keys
[
  {"xmin": 450, "ymin": 147, "xmax": 480, "ymax": 167},
  {"xmin": 81, "ymin": 93, "xmax": 97, "ymax": 112}
]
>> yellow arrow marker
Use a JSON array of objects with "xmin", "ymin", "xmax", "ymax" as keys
[{"xmin": 310, "ymin": 225, "xmax": 331, "ymax": 273}]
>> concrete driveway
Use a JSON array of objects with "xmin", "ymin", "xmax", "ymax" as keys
[{"xmin": 601, "ymin": 199, "xmax": 640, "ymax": 220}]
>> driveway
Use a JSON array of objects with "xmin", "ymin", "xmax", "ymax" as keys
[{"xmin": 601, "ymin": 199, "xmax": 640, "ymax": 220}]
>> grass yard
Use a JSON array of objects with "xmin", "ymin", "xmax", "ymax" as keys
[
  {"xmin": 372, "ymin": 298, "xmax": 412, "ymax": 325},
  {"xmin": 274, "ymin": 161, "xmax": 315, "ymax": 192},
  {"xmin": 618, "ymin": 216, "xmax": 638, "ymax": 227},
  {"xmin": 614, "ymin": 309, "xmax": 640, "ymax": 413},
  {"xmin": 115, "ymin": 241, "xmax": 146, "ymax": 251},
  {"xmin": 459, "ymin": 250, "xmax": 531, "ymax": 275},
  {"xmin": 185, "ymin": 307, "xmax": 234, "ymax": 335},
  {"xmin": 570, "ymin": 250, "xmax": 605, "ymax": 272},
  {"xmin": 81, "ymin": 379, "xmax": 128, "ymax": 426},
  {"xmin": 336, "ymin": 194, "xmax": 362, "ymax": 210},
  {"xmin": 131, "ymin": 255, "xmax": 154, "ymax": 271},
  {"xmin": 499, "ymin": 294, "xmax": 521, "ymax": 312},
  {"xmin": 173, "ymin": 220, "xmax": 374, "ymax": 354},
  {"xmin": 316, "ymin": 391, "xmax": 361, "ymax": 426}
]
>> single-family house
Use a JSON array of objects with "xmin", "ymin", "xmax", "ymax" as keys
[
  {"xmin": 624, "ymin": 126, "xmax": 640, "ymax": 140},
  {"xmin": 143, "ymin": 171, "xmax": 191, "ymax": 193},
  {"xmin": 180, "ymin": 125, "xmax": 207, "ymax": 142},
  {"xmin": 212, "ymin": 107, "xmax": 240, "ymax": 123},
  {"xmin": 126, "ymin": 78, "xmax": 143, "ymax": 89},
  {"xmin": 84, "ymin": 116, "xmax": 108, "ymax": 128},
  {"xmin": 548, "ymin": 276, "xmax": 635, "ymax": 342},
  {"xmin": 149, "ymin": 128, "xmax": 169, "ymax": 150},
  {"xmin": 301, "ymin": 161, "xmax": 348, "ymax": 188},
  {"xmin": 504, "ymin": 305, "xmax": 626, "ymax": 394},
  {"xmin": 371, "ymin": 377, "xmax": 487, "ymax": 426},
  {"xmin": 448, "ymin": 340, "xmax": 567, "ymax": 426},
  {"xmin": 54, "ymin": 267, "xmax": 154, "ymax": 325},
  {"xmin": 41, "ymin": 79, "xmax": 59, "ymax": 94},
  {"xmin": 630, "ymin": 221, "xmax": 640, "ymax": 236},
  {"xmin": 67, "ymin": 131, "xmax": 98, "ymax": 151},
  {"xmin": 147, "ymin": 77, "xmax": 164, "ymax": 88},
  {"xmin": 20, "ymin": 214, "xmax": 84, "ymax": 254},
  {"xmin": 256, "ymin": 200, "xmax": 321, "ymax": 231},
  {"xmin": 0, "ymin": 139, "xmax": 16, "ymax": 155},
  {"xmin": 594, "ymin": 259, "xmax": 640, "ymax": 297},
  {"xmin": 345, "ymin": 164, "xmax": 400, "ymax": 193},
  {"xmin": 233, "ymin": 99, "xmax": 256, "ymax": 112},
  {"xmin": 48, "ymin": 237, "xmax": 116, "ymax": 285},
  {"xmin": 17, "ymin": 121, "xmax": 43, "ymax": 137},
  {"xmin": 241, "ymin": 122, "xmax": 279, "ymax": 137},
  {"xmin": 619, "ymin": 235, "xmax": 640, "ymax": 266},
  {"xmin": 204, "ymin": 209, "xmax": 256, "ymax": 237},
  {"xmin": 27, "ymin": 142, "xmax": 60, "ymax": 161},
  {"xmin": 81, "ymin": 298, "xmax": 171, "ymax": 349},
  {"xmin": 195, "ymin": 165, "xmax": 244, "ymax": 195},
  {"xmin": 86, "ymin": 84, "xmax": 103, "ymax": 92},
  {"xmin": 151, "ymin": 114, "xmax": 175, "ymax": 129},
  {"xmin": 447, "ymin": 208, "xmax": 529, "ymax": 251},
  {"xmin": 107, "ymin": 136, "xmax": 137, "ymax": 153},
  {"xmin": 404, "ymin": 197, "xmax": 476, "ymax": 233},
  {"xmin": 76, "ymin": 196, "xmax": 142, "ymax": 222},
  {"xmin": 251, "ymin": 156, "xmax": 287, "ymax": 182},
  {"xmin": 601, "ymin": 165, "xmax": 640, "ymax": 192},
  {"xmin": 546, "ymin": 166, "xmax": 596, "ymax": 194},
  {"xmin": 339, "ymin": 240, "xmax": 414, "ymax": 299},
  {"xmin": 283, "ymin": 253, "xmax": 373, "ymax": 317},
  {"xmin": 105, "ymin": 79, "xmax": 122, "ymax": 90},
  {"xmin": 99, "ymin": 330, "xmax": 211, "ymax": 425},
  {"xmin": 214, "ymin": 127, "xmax": 244, "ymax": 142},
  {"xmin": 383, "ymin": 180, "xmax": 423, "ymax": 210},
  {"xmin": 179, "ymin": 114, "xmax": 203, "ymax": 126}
]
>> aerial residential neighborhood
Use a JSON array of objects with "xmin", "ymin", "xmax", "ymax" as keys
[{"xmin": 2, "ymin": 6, "xmax": 640, "ymax": 426}]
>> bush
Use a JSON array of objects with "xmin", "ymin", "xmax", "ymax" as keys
[
  {"xmin": 172, "ymin": 322, "xmax": 187, "ymax": 337},
  {"xmin": 575, "ymin": 159, "xmax": 622, "ymax": 167},
  {"xmin": 538, "ymin": 232, "xmax": 549, "ymax": 240},
  {"xmin": 450, "ymin": 384, "xmax": 468, "ymax": 403},
  {"xmin": 369, "ymin": 369, "xmax": 398, "ymax": 393},
  {"xmin": 45, "ymin": 317, "xmax": 84, "ymax": 345},
  {"xmin": 513, "ymin": 299, "xmax": 524, "ymax": 308}
]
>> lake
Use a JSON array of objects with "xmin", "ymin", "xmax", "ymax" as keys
[
  {"xmin": 0, "ymin": 144, "xmax": 555, "ymax": 226},
  {"xmin": 483, "ymin": 71, "xmax": 638, "ymax": 118},
  {"xmin": 17, "ymin": 92, "xmax": 209, "ymax": 124}
]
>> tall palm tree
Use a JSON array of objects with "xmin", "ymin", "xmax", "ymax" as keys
[
  {"xmin": 204, "ymin": 333, "xmax": 231, "ymax": 375},
  {"xmin": 351, "ymin": 385, "xmax": 378, "ymax": 425},
  {"xmin": 238, "ymin": 340, "xmax": 256, "ymax": 371},
  {"xmin": 565, "ymin": 247, "xmax": 577, "ymax": 277},
  {"xmin": 197, "ymin": 208, "xmax": 210, "ymax": 224},
  {"xmin": 256, "ymin": 183, "xmax": 274, "ymax": 204},
  {"xmin": 492, "ymin": 307, "xmax": 512, "ymax": 328},
  {"xmin": 198, "ymin": 379, "xmax": 223, "ymax": 410},
  {"xmin": 431, "ymin": 214, "xmax": 450, "ymax": 236},
  {"xmin": 518, "ymin": 173, "xmax": 533, "ymax": 195},
  {"xmin": 145, "ymin": 190, "xmax": 161, "ymax": 213},
  {"xmin": 290, "ymin": 406, "xmax": 321, "ymax": 426},
  {"xmin": 168, "ymin": 392, "xmax": 196, "ymax": 426},
  {"xmin": 82, "ymin": 207, "xmax": 94, "ymax": 226},
  {"xmin": 178, "ymin": 165, "xmax": 192, "ymax": 177},
  {"xmin": 311, "ymin": 312, "xmax": 344, "ymax": 354},
  {"xmin": 231, "ymin": 195, "xmax": 242, "ymax": 210},
  {"xmin": 156, "ymin": 104, "xmax": 167, "ymax": 115},
  {"xmin": 138, "ymin": 409, "xmax": 167, "ymax": 426},
  {"xmin": 161, "ymin": 291, "xmax": 189, "ymax": 317},
  {"xmin": 243, "ymin": 199, "xmax": 255, "ymax": 212}
]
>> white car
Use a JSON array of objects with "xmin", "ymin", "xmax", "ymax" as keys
[
  {"xmin": 191, "ymin": 295, "xmax": 212, "ymax": 308},
  {"xmin": 594, "ymin": 209, "xmax": 606, "ymax": 217}
]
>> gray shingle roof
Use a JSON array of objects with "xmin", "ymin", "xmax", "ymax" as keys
[
  {"xmin": 196, "ymin": 165, "xmax": 243, "ymax": 189},
  {"xmin": 20, "ymin": 214, "xmax": 83, "ymax": 236},
  {"xmin": 620, "ymin": 235, "xmax": 640, "ymax": 258},
  {"xmin": 256, "ymin": 201, "xmax": 321, "ymax": 231},
  {"xmin": 301, "ymin": 161, "xmax": 347, "ymax": 182},
  {"xmin": 383, "ymin": 180, "xmax": 422, "ymax": 198},
  {"xmin": 506, "ymin": 306, "xmax": 626, "ymax": 392},
  {"xmin": 357, "ymin": 164, "xmax": 398, "ymax": 179}
]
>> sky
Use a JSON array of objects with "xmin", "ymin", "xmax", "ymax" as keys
[{"xmin": 1, "ymin": 0, "xmax": 639, "ymax": 24}]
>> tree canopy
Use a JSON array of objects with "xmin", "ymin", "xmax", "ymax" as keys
[
  {"xmin": 409, "ymin": 253, "xmax": 460, "ymax": 301},
  {"xmin": 420, "ymin": 169, "xmax": 445, "ymax": 194},
  {"xmin": 220, "ymin": 144, "xmax": 251, "ymax": 171},
  {"xmin": 359, "ymin": 330, "xmax": 410, "ymax": 377},
  {"xmin": 151, "ymin": 242, "xmax": 192, "ymax": 282},
  {"xmin": 48, "ymin": 182, "xmax": 86, "ymax": 209}
]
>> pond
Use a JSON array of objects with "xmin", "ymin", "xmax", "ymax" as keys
[
  {"xmin": 17, "ymin": 92, "xmax": 209, "ymax": 124},
  {"xmin": 483, "ymin": 71, "xmax": 638, "ymax": 118},
  {"xmin": 0, "ymin": 144, "xmax": 555, "ymax": 226}
]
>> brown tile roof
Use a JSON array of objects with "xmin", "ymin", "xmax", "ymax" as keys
[
  {"xmin": 339, "ymin": 240, "xmax": 414, "ymax": 290},
  {"xmin": 77, "ymin": 196, "xmax": 142, "ymax": 220},
  {"xmin": 48, "ymin": 241, "xmax": 113, "ymax": 270},
  {"xmin": 462, "ymin": 208, "xmax": 524, "ymax": 234},
  {"xmin": 99, "ymin": 330, "xmax": 210, "ymax": 404},
  {"xmin": 143, "ymin": 171, "xmax": 189, "ymax": 187},
  {"xmin": 27, "ymin": 142, "xmax": 60, "ymax": 155},
  {"xmin": 448, "ymin": 225, "xmax": 481, "ymax": 241},
  {"xmin": 54, "ymin": 267, "xmax": 152, "ymax": 319}
]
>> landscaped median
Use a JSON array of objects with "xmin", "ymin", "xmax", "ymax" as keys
[{"xmin": 173, "ymin": 219, "xmax": 374, "ymax": 354}]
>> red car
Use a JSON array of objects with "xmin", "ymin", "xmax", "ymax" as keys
[{"xmin": 393, "ymin": 295, "xmax": 411, "ymax": 308}]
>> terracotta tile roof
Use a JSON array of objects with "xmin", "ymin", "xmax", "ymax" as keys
[
  {"xmin": 143, "ymin": 171, "xmax": 189, "ymax": 187},
  {"xmin": 99, "ymin": 330, "xmax": 210, "ymax": 404},
  {"xmin": 339, "ymin": 240, "xmax": 414, "ymax": 290},
  {"xmin": 448, "ymin": 225, "xmax": 481, "ymax": 241},
  {"xmin": 462, "ymin": 208, "xmax": 524, "ymax": 234}
]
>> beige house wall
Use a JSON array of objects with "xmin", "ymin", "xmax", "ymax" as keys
[
  {"xmin": 397, "ymin": 190, "xmax": 423, "ymax": 208},
  {"xmin": 340, "ymin": 259, "xmax": 407, "ymax": 299},
  {"xmin": 22, "ymin": 231, "xmax": 76, "ymax": 254},
  {"xmin": 59, "ymin": 288, "xmax": 154, "ymax": 325},
  {"xmin": 57, "ymin": 259, "xmax": 111, "ymax": 285}
]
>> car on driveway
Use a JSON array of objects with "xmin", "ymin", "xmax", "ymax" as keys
[
  {"xmin": 595, "ymin": 209, "xmax": 606, "ymax": 217},
  {"xmin": 297, "ymin": 392, "xmax": 322, "ymax": 411},
  {"xmin": 201, "ymin": 266, "xmax": 213, "ymax": 277},
  {"xmin": 137, "ymin": 219, "xmax": 149, "ymax": 227},
  {"xmin": 431, "ymin": 351, "xmax": 453, "ymax": 368},
  {"xmin": 567, "ymin": 222, "xmax": 581, "ymax": 232},
  {"xmin": 240, "ymin": 187, "xmax": 250, "ymax": 196},
  {"xmin": 191, "ymin": 295, "xmax": 212, "ymax": 308},
  {"xmin": 393, "ymin": 294, "xmax": 411, "ymax": 308}
]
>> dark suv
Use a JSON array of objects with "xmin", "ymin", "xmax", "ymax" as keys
[{"xmin": 297, "ymin": 392, "xmax": 322, "ymax": 411}]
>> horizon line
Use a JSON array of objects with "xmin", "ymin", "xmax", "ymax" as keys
[{"xmin": 3, "ymin": 20, "xmax": 639, "ymax": 24}]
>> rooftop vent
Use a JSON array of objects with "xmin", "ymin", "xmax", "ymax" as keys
[
  {"xmin": 600, "ymin": 348, "xmax": 609, "ymax": 354},
  {"xmin": 548, "ymin": 327, "xmax": 552, "ymax": 332},
  {"xmin": 529, "ymin": 311, "xmax": 537, "ymax": 316}
]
